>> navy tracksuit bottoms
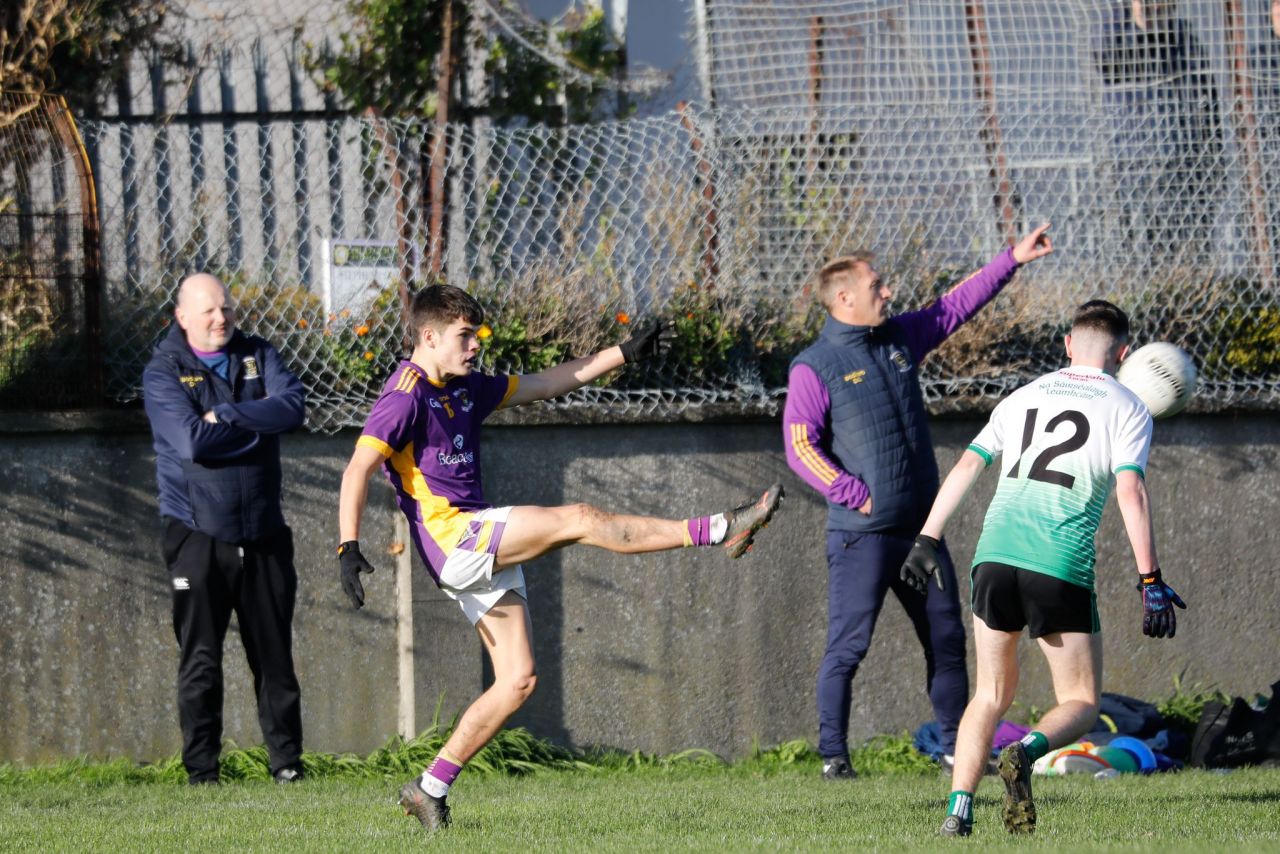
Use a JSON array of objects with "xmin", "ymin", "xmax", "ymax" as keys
[{"xmin": 817, "ymin": 529, "xmax": 969, "ymax": 759}]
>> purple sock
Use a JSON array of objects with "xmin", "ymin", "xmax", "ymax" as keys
[
  {"xmin": 426, "ymin": 755, "xmax": 463, "ymax": 788},
  {"xmin": 686, "ymin": 516, "xmax": 713, "ymax": 547}
]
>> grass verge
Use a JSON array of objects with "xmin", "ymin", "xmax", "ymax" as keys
[{"xmin": 2, "ymin": 765, "xmax": 1279, "ymax": 852}]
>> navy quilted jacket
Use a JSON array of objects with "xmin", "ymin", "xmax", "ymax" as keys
[{"xmin": 143, "ymin": 324, "xmax": 305, "ymax": 543}]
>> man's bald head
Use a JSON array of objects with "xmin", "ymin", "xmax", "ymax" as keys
[
  {"xmin": 175, "ymin": 273, "xmax": 236, "ymax": 352},
  {"xmin": 177, "ymin": 273, "xmax": 228, "ymax": 308}
]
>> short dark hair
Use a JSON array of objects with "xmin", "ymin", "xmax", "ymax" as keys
[
  {"xmin": 816, "ymin": 250, "xmax": 875, "ymax": 307},
  {"xmin": 1071, "ymin": 299, "xmax": 1130, "ymax": 341},
  {"xmin": 407, "ymin": 284, "xmax": 484, "ymax": 338}
]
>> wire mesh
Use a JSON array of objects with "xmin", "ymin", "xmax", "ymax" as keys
[
  {"xmin": 58, "ymin": 0, "xmax": 1280, "ymax": 429},
  {"xmin": 0, "ymin": 93, "xmax": 98, "ymax": 409}
]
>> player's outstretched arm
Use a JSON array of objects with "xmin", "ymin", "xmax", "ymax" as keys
[
  {"xmin": 503, "ymin": 320, "xmax": 672, "ymax": 407},
  {"xmin": 337, "ymin": 444, "xmax": 385, "ymax": 608},
  {"xmin": 1011, "ymin": 222, "xmax": 1054, "ymax": 265}
]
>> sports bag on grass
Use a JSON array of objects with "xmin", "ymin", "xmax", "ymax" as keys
[{"xmin": 1189, "ymin": 680, "xmax": 1280, "ymax": 768}]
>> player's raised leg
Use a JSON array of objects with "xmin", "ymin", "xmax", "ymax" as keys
[
  {"xmin": 493, "ymin": 483, "xmax": 784, "ymax": 568},
  {"xmin": 942, "ymin": 616, "xmax": 1020, "ymax": 838},
  {"xmin": 400, "ymin": 590, "xmax": 536, "ymax": 830}
]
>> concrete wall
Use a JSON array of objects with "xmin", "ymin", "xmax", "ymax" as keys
[{"xmin": 2, "ymin": 414, "xmax": 1276, "ymax": 765}]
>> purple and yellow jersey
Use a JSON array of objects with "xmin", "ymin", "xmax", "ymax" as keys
[{"xmin": 357, "ymin": 360, "xmax": 519, "ymax": 582}]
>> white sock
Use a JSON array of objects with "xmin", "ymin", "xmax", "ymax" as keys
[
  {"xmin": 709, "ymin": 513, "xmax": 728, "ymax": 544},
  {"xmin": 419, "ymin": 772, "xmax": 450, "ymax": 798}
]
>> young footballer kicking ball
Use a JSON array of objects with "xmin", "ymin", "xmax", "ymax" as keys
[
  {"xmin": 337, "ymin": 284, "xmax": 783, "ymax": 831},
  {"xmin": 897, "ymin": 300, "xmax": 1187, "ymax": 837}
]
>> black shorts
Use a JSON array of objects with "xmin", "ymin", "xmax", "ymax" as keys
[{"xmin": 971, "ymin": 562, "xmax": 1099, "ymax": 638}]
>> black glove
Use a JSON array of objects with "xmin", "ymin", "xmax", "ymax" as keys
[
  {"xmin": 1138, "ymin": 569, "xmax": 1187, "ymax": 639},
  {"xmin": 900, "ymin": 534, "xmax": 946, "ymax": 595},
  {"xmin": 619, "ymin": 320, "xmax": 675, "ymax": 364},
  {"xmin": 338, "ymin": 540, "xmax": 376, "ymax": 609}
]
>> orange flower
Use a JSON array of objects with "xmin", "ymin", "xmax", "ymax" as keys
[
  {"xmin": 340, "ymin": 309, "xmax": 351, "ymax": 318},
  {"xmin": 616, "ymin": 312, "xmax": 630, "ymax": 325},
  {"xmin": 686, "ymin": 312, "xmax": 695, "ymax": 320},
  {"xmin": 328, "ymin": 313, "xmax": 337, "ymax": 323},
  {"xmin": 355, "ymin": 324, "xmax": 370, "ymax": 337},
  {"xmin": 363, "ymin": 351, "xmax": 374, "ymax": 361},
  {"xmin": 298, "ymin": 318, "xmax": 309, "ymax": 329},
  {"xmin": 477, "ymin": 324, "xmax": 492, "ymax": 340}
]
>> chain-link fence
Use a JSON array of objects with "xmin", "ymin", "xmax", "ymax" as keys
[
  {"xmin": 0, "ymin": 94, "xmax": 101, "ymax": 409},
  {"xmin": 58, "ymin": 1, "xmax": 1280, "ymax": 428}
]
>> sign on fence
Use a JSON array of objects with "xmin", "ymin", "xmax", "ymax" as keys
[{"xmin": 320, "ymin": 238, "xmax": 399, "ymax": 316}]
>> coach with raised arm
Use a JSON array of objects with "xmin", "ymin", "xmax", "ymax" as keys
[
  {"xmin": 783, "ymin": 224, "xmax": 1054, "ymax": 780},
  {"xmin": 143, "ymin": 273, "xmax": 306, "ymax": 785}
]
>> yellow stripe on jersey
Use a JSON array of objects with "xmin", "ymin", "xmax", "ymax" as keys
[
  {"xmin": 498, "ymin": 375, "xmax": 520, "ymax": 409},
  {"xmin": 791, "ymin": 423, "xmax": 838, "ymax": 485},
  {"xmin": 943, "ymin": 265, "xmax": 984, "ymax": 296},
  {"xmin": 387, "ymin": 441, "xmax": 470, "ymax": 551},
  {"xmin": 357, "ymin": 435, "xmax": 395, "ymax": 458},
  {"xmin": 395, "ymin": 366, "xmax": 420, "ymax": 394}
]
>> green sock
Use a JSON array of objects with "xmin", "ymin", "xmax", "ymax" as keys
[
  {"xmin": 947, "ymin": 790, "xmax": 974, "ymax": 822},
  {"xmin": 1020, "ymin": 731, "xmax": 1050, "ymax": 762}
]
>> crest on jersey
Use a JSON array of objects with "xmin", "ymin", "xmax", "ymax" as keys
[
  {"xmin": 889, "ymin": 349, "xmax": 911, "ymax": 372},
  {"xmin": 453, "ymin": 388, "xmax": 474, "ymax": 412},
  {"xmin": 242, "ymin": 357, "xmax": 260, "ymax": 380}
]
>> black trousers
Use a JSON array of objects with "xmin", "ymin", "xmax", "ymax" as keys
[{"xmin": 162, "ymin": 518, "xmax": 303, "ymax": 783}]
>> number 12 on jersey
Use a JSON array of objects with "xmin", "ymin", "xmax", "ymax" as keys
[{"xmin": 1007, "ymin": 408, "xmax": 1089, "ymax": 488}]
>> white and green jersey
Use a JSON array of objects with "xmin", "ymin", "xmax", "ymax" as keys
[{"xmin": 968, "ymin": 366, "xmax": 1153, "ymax": 591}]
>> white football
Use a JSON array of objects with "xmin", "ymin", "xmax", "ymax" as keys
[{"xmin": 1116, "ymin": 342, "xmax": 1197, "ymax": 418}]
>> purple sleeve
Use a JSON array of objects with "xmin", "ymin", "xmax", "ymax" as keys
[
  {"xmin": 895, "ymin": 246, "xmax": 1020, "ymax": 360},
  {"xmin": 358, "ymin": 390, "xmax": 414, "ymax": 455},
  {"xmin": 782, "ymin": 363, "xmax": 870, "ymax": 510},
  {"xmin": 472, "ymin": 373, "xmax": 517, "ymax": 421}
]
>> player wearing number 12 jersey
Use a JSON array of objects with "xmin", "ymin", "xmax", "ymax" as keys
[{"xmin": 896, "ymin": 300, "xmax": 1188, "ymax": 838}]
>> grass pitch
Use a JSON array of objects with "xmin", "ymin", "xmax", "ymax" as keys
[{"xmin": 2, "ymin": 764, "xmax": 1279, "ymax": 852}]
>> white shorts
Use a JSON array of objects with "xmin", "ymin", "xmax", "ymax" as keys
[{"xmin": 437, "ymin": 505, "xmax": 527, "ymax": 625}]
